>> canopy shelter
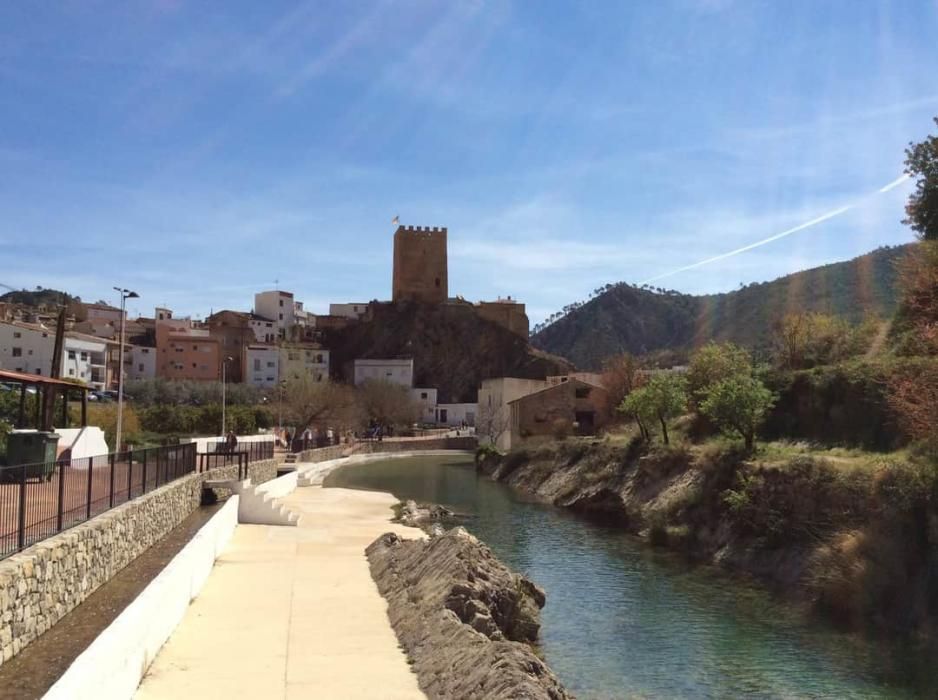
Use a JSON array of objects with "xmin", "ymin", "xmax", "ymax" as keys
[{"xmin": 0, "ymin": 369, "xmax": 91, "ymax": 430}]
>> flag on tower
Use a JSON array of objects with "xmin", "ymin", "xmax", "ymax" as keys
[{"xmin": 391, "ymin": 215, "xmax": 399, "ymax": 225}]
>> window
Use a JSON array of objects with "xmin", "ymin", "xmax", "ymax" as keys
[
  {"xmin": 138, "ymin": 363, "xmax": 144, "ymax": 372},
  {"xmin": 316, "ymin": 354, "xmax": 323, "ymax": 363},
  {"xmin": 35, "ymin": 368, "xmax": 41, "ymax": 375},
  {"xmin": 14, "ymin": 367, "xmax": 22, "ymax": 372},
  {"xmin": 267, "ymin": 361, "xmax": 275, "ymax": 368},
  {"xmin": 279, "ymin": 299, "xmax": 284, "ymax": 307},
  {"xmin": 193, "ymin": 344, "xmax": 198, "ymax": 350},
  {"xmin": 266, "ymin": 376, "xmax": 275, "ymax": 382},
  {"xmin": 12, "ymin": 331, "xmax": 20, "ymax": 338},
  {"xmin": 175, "ymin": 347, "xmax": 183, "ymax": 353},
  {"xmin": 254, "ymin": 359, "xmax": 261, "ymax": 371},
  {"xmin": 142, "ymin": 348, "xmax": 149, "ymax": 354},
  {"xmin": 278, "ymin": 313, "xmax": 283, "ymax": 320},
  {"xmin": 421, "ymin": 392, "xmax": 428, "ymax": 399},
  {"xmin": 11, "ymin": 347, "xmax": 22, "ymax": 357},
  {"xmin": 68, "ymin": 350, "xmax": 76, "ymax": 360},
  {"xmin": 575, "ymin": 386, "xmax": 591, "ymax": 399},
  {"xmin": 192, "ymin": 363, "xmax": 197, "ymax": 368},
  {"xmin": 435, "ymin": 277, "xmax": 440, "ymax": 287},
  {"xmin": 80, "ymin": 352, "xmax": 88, "ymax": 361},
  {"xmin": 68, "ymin": 368, "xmax": 75, "ymax": 376}
]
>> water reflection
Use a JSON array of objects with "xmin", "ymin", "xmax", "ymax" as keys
[{"xmin": 325, "ymin": 455, "xmax": 933, "ymax": 699}]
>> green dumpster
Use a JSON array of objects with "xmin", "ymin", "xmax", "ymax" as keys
[{"xmin": 5, "ymin": 431, "xmax": 61, "ymax": 481}]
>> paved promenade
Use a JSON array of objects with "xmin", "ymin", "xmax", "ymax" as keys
[{"xmin": 135, "ymin": 476, "xmax": 425, "ymax": 700}]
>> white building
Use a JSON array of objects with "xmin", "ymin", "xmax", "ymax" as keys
[
  {"xmin": 411, "ymin": 387, "xmax": 438, "ymax": 424},
  {"xmin": 0, "ymin": 321, "xmax": 109, "ymax": 389},
  {"xmin": 83, "ymin": 302, "xmax": 125, "ymax": 325},
  {"xmin": 125, "ymin": 345, "xmax": 156, "ymax": 381},
  {"xmin": 254, "ymin": 291, "xmax": 295, "ymax": 339},
  {"xmin": 436, "ymin": 403, "xmax": 477, "ymax": 427},
  {"xmin": 329, "ymin": 303, "xmax": 369, "ymax": 320},
  {"xmin": 353, "ymin": 358, "xmax": 414, "ymax": 387},
  {"xmin": 248, "ymin": 315, "xmax": 277, "ymax": 343},
  {"xmin": 280, "ymin": 344, "xmax": 328, "ymax": 382},
  {"xmin": 244, "ymin": 345, "xmax": 280, "ymax": 388}
]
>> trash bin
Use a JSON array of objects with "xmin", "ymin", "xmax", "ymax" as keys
[{"xmin": 5, "ymin": 431, "xmax": 61, "ymax": 481}]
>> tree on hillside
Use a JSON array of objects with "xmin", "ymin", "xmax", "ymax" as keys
[
  {"xmin": 893, "ymin": 241, "xmax": 938, "ymax": 355},
  {"xmin": 686, "ymin": 342, "xmax": 752, "ymax": 402},
  {"xmin": 773, "ymin": 312, "xmax": 867, "ymax": 369},
  {"xmin": 699, "ymin": 376, "xmax": 776, "ymax": 451},
  {"xmin": 888, "ymin": 362, "xmax": 938, "ymax": 447},
  {"xmin": 355, "ymin": 379, "xmax": 419, "ymax": 431},
  {"xmin": 618, "ymin": 373, "xmax": 687, "ymax": 445},
  {"xmin": 904, "ymin": 117, "xmax": 938, "ymax": 242}
]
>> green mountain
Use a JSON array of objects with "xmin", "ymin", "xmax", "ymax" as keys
[{"xmin": 532, "ymin": 245, "xmax": 911, "ymax": 370}]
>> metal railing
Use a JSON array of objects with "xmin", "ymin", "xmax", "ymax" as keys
[
  {"xmin": 196, "ymin": 440, "xmax": 274, "ymax": 480},
  {"xmin": 200, "ymin": 440, "xmax": 275, "ymax": 463},
  {"xmin": 0, "ymin": 443, "xmax": 197, "ymax": 560}
]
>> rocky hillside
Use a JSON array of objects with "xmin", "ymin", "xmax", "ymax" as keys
[
  {"xmin": 533, "ymin": 245, "xmax": 910, "ymax": 369},
  {"xmin": 476, "ymin": 440, "xmax": 938, "ymax": 639},
  {"xmin": 326, "ymin": 302, "xmax": 573, "ymax": 402}
]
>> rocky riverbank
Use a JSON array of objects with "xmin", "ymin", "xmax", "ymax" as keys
[
  {"xmin": 366, "ymin": 528, "xmax": 572, "ymax": 700},
  {"xmin": 476, "ymin": 440, "xmax": 938, "ymax": 639}
]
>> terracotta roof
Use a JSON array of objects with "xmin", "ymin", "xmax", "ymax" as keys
[{"xmin": 0, "ymin": 369, "xmax": 91, "ymax": 390}]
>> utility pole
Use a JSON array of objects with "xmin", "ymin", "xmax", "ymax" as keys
[
  {"xmin": 41, "ymin": 305, "xmax": 67, "ymax": 432},
  {"xmin": 221, "ymin": 356, "xmax": 233, "ymax": 436},
  {"xmin": 114, "ymin": 287, "xmax": 139, "ymax": 452}
]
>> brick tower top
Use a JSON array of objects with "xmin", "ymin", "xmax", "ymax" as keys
[{"xmin": 392, "ymin": 225, "xmax": 448, "ymax": 303}]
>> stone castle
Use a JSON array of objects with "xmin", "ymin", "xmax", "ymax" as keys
[{"xmin": 391, "ymin": 224, "xmax": 529, "ymax": 339}]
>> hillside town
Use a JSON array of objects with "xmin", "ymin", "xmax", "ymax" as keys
[{"xmin": 1, "ymin": 224, "xmax": 610, "ymax": 451}]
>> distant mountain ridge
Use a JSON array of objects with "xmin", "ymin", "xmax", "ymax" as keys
[{"xmin": 532, "ymin": 245, "xmax": 911, "ymax": 370}]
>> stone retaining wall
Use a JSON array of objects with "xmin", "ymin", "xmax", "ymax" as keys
[{"xmin": 0, "ymin": 457, "xmax": 280, "ymax": 668}]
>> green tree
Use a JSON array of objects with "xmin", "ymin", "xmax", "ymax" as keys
[
  {"xmin": 904, "ymin": 117, "xmax": 938, "ymax": 241},
  {"xmin": 699, "ymin": 376, "xmax": 776, "ymax": 451},
  {"xmin": 618, "ymin": 373, "xmax": 687, "ymax": 444},
  {"xmin": 687, "ymin": 342, "xmax": 752, "ymax": 401}
]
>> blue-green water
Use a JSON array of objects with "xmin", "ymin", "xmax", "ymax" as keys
[{"xmin": 325, "ymin": 455, "xmax": 935, "ymax": 699}]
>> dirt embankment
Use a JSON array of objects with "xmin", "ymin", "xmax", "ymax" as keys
[
  {"xmin": 366, "ymin": 529, "xmax": 572, "ymax": 700},
  {"xmin": 476, "ymin": 440, "xmax": 938, "ymax": 639}
]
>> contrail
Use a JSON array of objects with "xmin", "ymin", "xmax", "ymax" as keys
[{"xmin": 640, "ymin": 173, "xmax": 912, "ymax": 285}]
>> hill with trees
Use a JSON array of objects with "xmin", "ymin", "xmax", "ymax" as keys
[{"xmin": 532, "ymin": 245, "xmax": 910, "ymax": 369}]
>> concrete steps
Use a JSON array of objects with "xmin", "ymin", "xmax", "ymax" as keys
[{"xmin": 204, "ymin": 478, "xmax": 300, "ymax": 527}]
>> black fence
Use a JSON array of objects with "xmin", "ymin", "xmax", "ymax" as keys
[
  {"xmin": 0, "ymin": 443, "xmax": 197, "ymax": 560},
  {"xmin": 200, "ymin": 440, "xmax": 275, "ymax": 462}
]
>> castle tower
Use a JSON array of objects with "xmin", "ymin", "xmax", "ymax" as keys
[{"xmin": 392, "ymin": 225, "xmax": 448, "ymax": 303}]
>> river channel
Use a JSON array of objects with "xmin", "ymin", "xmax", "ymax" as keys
[{"xmin": 324, "ymin": 454, "xmax": 934, "ymax": 699}]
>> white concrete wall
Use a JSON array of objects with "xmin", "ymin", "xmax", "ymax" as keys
[
  {"xmin": 54, "ymin": 427, "xmax": 109, "ymax": 464},
  {"xmin": 353, "ymin": 358, "xmax": 414, "ymax": 387},
  {"xmin": 328, "ymin": 303, "xmax": 368, "ymax": 319},
  {"xmin": 43, "ymin": 496, "xmax": 240, "ymax": 700}
]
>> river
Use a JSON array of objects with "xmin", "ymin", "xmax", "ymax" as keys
[{"xmin": 324, "ymin": 454, "xmax": 934, "ymax": 699}]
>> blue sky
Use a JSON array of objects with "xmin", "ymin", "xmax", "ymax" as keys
[{"xmin": 2, "ymin": 1, "xmax": 937, "ymax": 324}]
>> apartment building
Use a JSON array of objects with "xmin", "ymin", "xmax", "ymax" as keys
[
  {"xmin": 328, "ymin": 302, "xmax": 369, "ymax": 320},
  {"xmin": 125, "ymin": 345, "xmax": 156, "ymax": 380},
  {"xmin": 155, "ymin": 317, "xmax": 220, "ymax": 381},
  {"xmin": 0, "ymin": 321, "xmax": 112, "ymax": 389}
]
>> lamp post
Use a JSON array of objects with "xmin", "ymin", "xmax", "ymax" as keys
[
  {"xmin": 113, "ymin": 287, "xmax": 139, "ymax": 453},
  {"xmin": 221, "ymin": 356, "xmax": 234, "ymax": 436}
]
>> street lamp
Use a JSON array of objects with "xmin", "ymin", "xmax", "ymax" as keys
[
  {"xmin": 221, "ymin": 356, "xmax": 234, "ymax": 436},
  {"xmin": 114, "ymin": 287, "xmax": 139, "ymax": 453}
]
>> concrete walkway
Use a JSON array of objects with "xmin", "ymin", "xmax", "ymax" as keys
[{"xmin": 135, "ymin": 481, "xmax": 425, "ymax": 700}]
